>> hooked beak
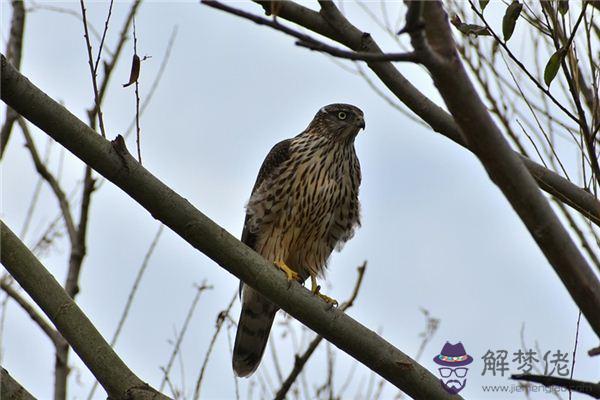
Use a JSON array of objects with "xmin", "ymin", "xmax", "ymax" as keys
[{"xmin": 357, "ymin": 116, "xmax": 366, "ymax": 130}]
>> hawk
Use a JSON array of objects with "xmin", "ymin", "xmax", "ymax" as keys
[{"xmin": 232, "ymin": 103, "xmax": 365, "ymax": 377}]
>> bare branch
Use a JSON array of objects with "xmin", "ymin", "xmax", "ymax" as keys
[
  {"xmin": 79, "ymin": 0, "xmax": 107, "ymax": 138},
  {"xmin": 0, "ymin": 278, "xmax": 65, "ymax": 349},
  {"xmin": 245, "ymin": 0, "xmax": 600, "ymax": 228},
  {"xmin": 18, "ymin": 117, "xmax": 77, "ymax": 245},
  {"xmin": 511, "ymin": 374, "xmax": 600, "ymax": 399},
  {"xmin": 94, "ymin": 0, "xmax": 142, "ymax": 117},
  {"xmin": 192, "ymin": 292, "xmax": 237, "ymax": 400},
  {"xmin": 0, "ymin": 0, "xmax": 26, "ymax": 159},
  {"xmin": 1, "ymin": 367, "xmax": 37, "ymax": 400},
  {"xmin": 132, "ymin": 17, "xmax": 142, "ymax": 163},
  {"xmin": 202, "ymin": 1, "xmax": 421, "ymax": 63},
  {"xmin": 0, "ymin": 221, "xmax": 171, "ymax": 400},
  {"xmin": 412, "ymin": 0, "xmax": 600, "ymax": 335},
  {"xmin": 124, "ymin": 26, "xmax": 178, "ymax": 138},
  {"xmin": 93, "ymin": 0, "xmax": 114, "ymax": 76},
  {"xmin": 1, "ymin": 56, "xmax": 461, "ymax": 399},
  {"xmin": 160, "ymin": 281, "xmax": 213, "ymax": 394},
  {"xmin": 86, "ymin": 223, "xmax": 164, "ymax": 400},
  {"xmin": 468, "ymin": 1, "xmax": 580, "ymax": 124}
]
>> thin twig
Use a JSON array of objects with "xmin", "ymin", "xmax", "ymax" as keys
[
  {"xmin": 132, "ymin": 16, "xmax": 142, "ymax": 163},
  {"xmin": 468, "ymin": 1, "xmax": 580, "ymax": 124},
  {"xmin": 159, "ymin": 281, "xmax": 214, "ymax": 392},
  {"xmin": 85, "ymin": 224, "xmax": 164, "ymax": 400},
  {"xmin": 202, "ymin": 0, "xmax": 421, "ymax": 63},
  {"xmin": 225, "ymin": 321, "xmax": 241, "ymax": 400},
  {"xmin": 79, "ymin": 0, "xmax": 107, "ymax": 138},
  {"xmin": 192, "ymin": 291, "xmax": 237, "ymax": 400},
  {"xmin": 95, "ymin": 0, "xmax": 142, "ymax": 112},
  {"xmin": 27, "ymin": 2, "xmax": 104, "ymax": 43},
  {"xmin": 124, "ymin": 26, "xmax": 178, "ymax": 138},
  {"xmin": 0, "ymin": 278, "xmax": 66, "ymax": 350},
  {"xmin": 18, "ymin": 117, "xmax": 77, "ymax": 245},
  {"xmin": 20, "ymin": 138, "xmax": 53, "ymax": 239},
  {"xmin": 569, "ymin": 311, "xmax": 582, "ymax": 400},
  {"xmin": 297, "ymin": 40, "xmax": 420, "ymax": 62},
  {"xmin": 0, "ymin": 0, "xmax": 25, "ymax": 159},
  {"xmin": 93, "ymin": 0, "xmax": 114, "ymax": 76}
]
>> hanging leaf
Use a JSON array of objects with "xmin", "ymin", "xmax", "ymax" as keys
[
  {"xmin": 544, "ymin": 47, "xmax": 567, "ymax": 86},
  {"xmin": 502, "ymin": 0, "xmax": 522, "ymax": 42},
  {"xmin": 557, "ymin": 0, "xmax": 569, "ymax": 15},
  {"xmin": 123, "ymin": 54, "xmax": 140, "ymax": 88},
  {"xmin": 479, "ymin": 0, "xmax": 490, "ymax": 11}
]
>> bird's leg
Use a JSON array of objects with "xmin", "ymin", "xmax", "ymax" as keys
[
  {"xmin": 310, "ymin": 276, "xmax": 338, "ymax": 306},
  {"xmin": 274, "ymin": 260, "xmax": 300, "ymax": 282}
]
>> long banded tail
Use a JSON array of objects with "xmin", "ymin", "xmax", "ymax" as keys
[{"xmin": 232, "ymin": 286, "xmax": 278, "ymax": 377}]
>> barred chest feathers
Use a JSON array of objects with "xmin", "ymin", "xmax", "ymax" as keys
[{"xmin": 247, "ymin": 135, "xmax": 361, "ymax": 279}]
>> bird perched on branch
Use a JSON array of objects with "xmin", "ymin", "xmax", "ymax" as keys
[{"xmin": 232, "ymin": 103, "xmax": 365, "ymax": 377}]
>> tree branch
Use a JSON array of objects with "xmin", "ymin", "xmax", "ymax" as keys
[
  {"xmin": 17, "ymin": 117, "xmax": 78, "ymax": 245},
  {"xmin": 1, "ymin": 54, "xmax": 461, "ymax": 400},
  {"xmin": 239, "ymin": 0, "xmax": 600, "ymax": 228},
  {"xmin": 1, "ymin": 367, "xmax": 37, "ymax": 400},
  {"xmin": 412, "ymin": 1, "xmax": 600, "ymax": 335},
  {"xmin": 0, "ymin": 278, "xmax": 66, "ymax": 349},
  {"xmin": 0, "ymin": 221, "xmax": 171, "ymax": 400},
  {"xmin": 511, "ymin": 374, "xmax": 600, "ymax": 399},
  {"xmin": 274, "ymin": 262, "xmax": 367, "ymax": 400},
  {"xmin": 0, "ymin": 0, "xmax": 26, "ymax": 159},
  {"xmin": 202, "ymin": 1, "xmax": 421, "ymax": 63},
  {"xmin": 79, "ymin": 0, "xmax": 107, "ymax": 138},
  {"xmin": 92, "ymin": 0, "xmax": 142, "ymax": 122}
]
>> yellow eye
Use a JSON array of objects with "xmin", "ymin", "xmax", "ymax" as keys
[{"xmin": 337, "ymin": 111, "xmax": 347, "ymax": 120}]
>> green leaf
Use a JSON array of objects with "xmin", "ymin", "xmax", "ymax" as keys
[
  {"xmin": 502, "ymin": 0, "xmax": 523, "ymax": 41},
  {"xmin": 544, "ymin": 47, "xmax": 566, "ymax": 86},
  {"xmin": 480, "ymin": 0, "xmax": 490, "ymax": 11},
  {"xmin": 557, "ymin": 0, "xmax": 569, "ymax": 15}
]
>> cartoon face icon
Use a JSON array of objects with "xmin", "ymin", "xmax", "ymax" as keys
[{"xmin": 433, "ymin": 342, "xmax": 473, "ymax": 394}]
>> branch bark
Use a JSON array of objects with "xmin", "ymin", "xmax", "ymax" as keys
[
  {"xmin": 239, "ymin": 0, "xmax": 600, "ymax": 228},
  {"xmin": 1, "ymin": 367, "xmax": 37, "ymax": 400},
  {"xmin": 413, "ymin": 1, "xmax": 600, "ymax": 335},
  {"xmin": 511, "ymin": 374, "xmax": 600, "ymax": 399},
  {"xmin": 274, "ymin": 262, "xmax": 367, "ymax": 400},
  {"xmin": 1, "ymin": 54, "xmax": 461, "ymax": 400},
  {"xmin": 0, "ymin": 221, "xmax": 171, "ymax": 400}
]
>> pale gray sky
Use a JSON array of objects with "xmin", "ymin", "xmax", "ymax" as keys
[{"xmin": 1, "ymin": 1, "xmax": 598, "ymax": 399}]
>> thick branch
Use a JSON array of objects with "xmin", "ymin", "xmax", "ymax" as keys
[
  {"xmin": 511, "ymin": 374, "xmax": 600, "ymax": 399},
  {"xmin": 243, "ymin": 0, "xmax": 600, "ymax": 228},
  {"xmin": 1, "ymin": 54, "xmax": 461, "ymax": 400},
  {"xmin": 274, "ymin": 262, "xmax": 366, "ymax": 400},
  {"xmin": 415, "ymin": 1, "xmax": 600, "ymax": 336},
  {"xmin": 0, "ymin": 221, "xmax": 171, "ymax": 400},
  {"xmin": 1, "ymin": 368, "xmax": 37, "ymax": 400},
  {"xmin": 203, "ymin": 1, "xmax": 420, "ymax": 63}
]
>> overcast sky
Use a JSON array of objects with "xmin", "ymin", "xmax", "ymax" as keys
[{"xmin": 1, "ymin": 1, "xmax": 598, "ymax": 399}]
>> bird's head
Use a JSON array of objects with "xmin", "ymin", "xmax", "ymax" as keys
[{"xmin": 306, "ymin": 103, "xmax": 365, "ymax": 142}]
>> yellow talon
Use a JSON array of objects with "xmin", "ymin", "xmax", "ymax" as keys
[
  {"xmin": 274, "ymin": 260, "xmax": 300, "ymax": 281},
  {"xmin": 311, "ymin": 276, "xmax": 338, "ymax": 306}
]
